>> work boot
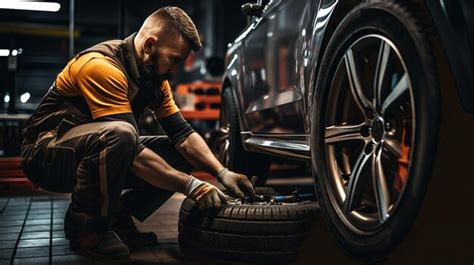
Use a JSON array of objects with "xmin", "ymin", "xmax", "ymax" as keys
[
  {"xmin": 69, "ymin": 230, "xmax": 130, "ymax": 261},
  {"xmin": 112, "ymin": 212, "xmax": 158, "ymax": 250},
  {"xmin": 64, "ymin": 206, "xmax": 129, "ymax": 261}
]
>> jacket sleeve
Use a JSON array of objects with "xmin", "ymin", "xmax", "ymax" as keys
[
  {"xmin": 158, "ymin": 111, "xmax": 195, "ymax": 145},
  {"xmin": 75, "ymin": 57, "xmax": 132, "ymax": 119},
  {"xmin": 150, "ymin": 80, "xmax": 195, "ymax": 144}
]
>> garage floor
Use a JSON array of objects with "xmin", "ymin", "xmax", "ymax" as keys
[
  {"xmin": 3, "ymin": 159, "xmax": 467, "ymax": 265},
  {"xmin": 0, "ymin": 191, "xmax": 270, "ymax": 265},
  {"xmin": 0, "ymin": 192, "xmax": 175, "ymax": 265},
  {"xmin": 0, "ymin": 163, "xmax": 317, "ymax": 265}
]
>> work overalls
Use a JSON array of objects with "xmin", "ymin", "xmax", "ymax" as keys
[{"xmin": 20, "ymin": 33, "xmax": 192, "ymax": 235}]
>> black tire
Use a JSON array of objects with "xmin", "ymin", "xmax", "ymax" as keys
[
  {"xmin": 218, "ymin": 88, "xmax": 270, "ymax": 182},
  {"xmin": 178, "ymin": 196, "xmax": 319, "ymax": 262},
  {"xmin": 312, "ymin": 0, "xmax": 440, "ymax": 262}
]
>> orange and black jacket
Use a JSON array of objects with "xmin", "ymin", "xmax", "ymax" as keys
[{"xmin": 22, "ymin": 33, "xmax": 194, "ymax": 153}]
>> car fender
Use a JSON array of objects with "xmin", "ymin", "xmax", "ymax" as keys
[
  {"xmin": 222, "ymin": 41, "xmax": 248, "ymax": 132},
  {"xmin": 304, "ymin": 0, "xmax": 340, "ymax": 134}
]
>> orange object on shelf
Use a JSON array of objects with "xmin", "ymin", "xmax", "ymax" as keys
[
  {"xmin": 180, "ymin": 110, "xmax": 220, "ymax": 120},
  {"xmin": 0, "ymin": 157, "xmax": 30, "ymax": 184},
  {"xmin": 175, "ymin": 80, "xmax": 221, "ymax": 120},
  {"xmin": 175, "ymin": 80, "xmax": 221, "ymax": 96}
]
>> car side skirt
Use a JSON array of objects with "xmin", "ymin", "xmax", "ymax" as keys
[{"xmin": 240, "ymin": 132, "xmax": 311, "ymax": 160}]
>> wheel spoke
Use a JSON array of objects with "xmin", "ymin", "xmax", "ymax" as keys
[
  {"xmin": 219, "ymin": 126, "xmax": 229, "ymax": 135},
  {"xmin": 218, "ymin": 138, "xmax": 229, "ymax": 165},
  {"xmin": 343, "ymin": 147, "xmax": 373, "ymax": 215},
  {"xmin": 381, "ymin": 73, "xmax": 409, "ymax": 114},
  {"xmin": 345, "ymin": 49, "xmax": 374, "ymax": 117},
  {"xmin": 374, "ymin": 40, "xmax": 391, "ymax": 108},
  {"xmin": 372, "ymin": 148, "xmax": 391, "ymax": 223},
  {"xmin": 325, "ymin": 123, "xmax": 366, "ymax": 144},
  {"xmin": 383, "ymin": 136, "xmax": 402, "ymax": 157}
]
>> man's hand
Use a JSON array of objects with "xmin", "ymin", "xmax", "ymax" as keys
[
  {"xmin": 184, "ymin": 175, "xmax": 228, "ymax": 209},
  {"xmin": 217, "ymin": 168, "xmax": 257, "ymax": 199},
  {"xmin": 175, "ymin": 133, "xmax": 256, "ymax": 200},
  {"xmin": 189, "ymin": 183, "xmax": 228, "ymax": 209}
]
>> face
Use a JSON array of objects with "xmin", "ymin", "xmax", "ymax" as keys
[{"xmin": 141, "ymin": 33, "xmax": 191, "ymax": 88}]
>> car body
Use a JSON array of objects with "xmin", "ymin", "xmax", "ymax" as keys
[
  {"xmin": 219, "ymin": 0, "xmax": 474, "ymax": 261},
  {"xmin": 222, "ymin": 0, "xmax": 473, "ymax": 161}
]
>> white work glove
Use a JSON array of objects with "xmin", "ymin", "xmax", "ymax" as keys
[
  {"xmin": 217, "ymin": 168, "xmax": 257, "ymax": 199},
  {"xmin": 185, "ymin": 175, "xmax": 228, "ymax": 209}
]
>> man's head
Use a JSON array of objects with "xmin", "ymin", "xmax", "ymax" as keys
[{"xmin": 134, "ymin": 6, "xmax": 201, "ymax": 86}]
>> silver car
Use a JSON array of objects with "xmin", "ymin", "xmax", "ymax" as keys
[{"xmin": 217, "ymin": 0, "xmax": 474, "ymax": 261}]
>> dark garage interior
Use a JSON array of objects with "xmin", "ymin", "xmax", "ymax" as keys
[{"xmin": 0, "ymin": 0, "xmax": 473, "ymax": 264}]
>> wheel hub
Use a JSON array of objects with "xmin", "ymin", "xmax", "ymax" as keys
[{"xmin": 371, "ymin": 117, "xmax": 385, "ymax": 143}]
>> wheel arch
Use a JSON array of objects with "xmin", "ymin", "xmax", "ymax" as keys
[
  {"xmin": 220, "ymin": 76, "xmax": 247, "ymax": 145},
  {"xmin": 306, "ymin": 0, "xmax": 363, "ymax": 133}
]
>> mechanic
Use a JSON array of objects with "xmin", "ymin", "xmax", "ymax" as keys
[{"xmin": 19, "ymin": 6, "xmax": 256, "ymax": 260}]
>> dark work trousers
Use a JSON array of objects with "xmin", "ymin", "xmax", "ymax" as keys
[{"xmin": 20, "ymin": 121, "xmax": 193, "ymax": 232}]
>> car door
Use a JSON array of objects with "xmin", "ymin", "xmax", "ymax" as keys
[{"xmin": 241, "ymin": 0, "xmax": 312, "ymax": 135}]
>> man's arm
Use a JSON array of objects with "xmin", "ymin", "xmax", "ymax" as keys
[
  {"xmin": 132, "ymin": 147, "xmax": 227, "ymax": 208},
  {"xmin": 131, "ymin": 147, "xmax": 190, "ymax": 193},
  {"xmin": 175, "ymin": 132, "xmax": 224, "ymax": 176},
  {"xmin": 158, "ymin": 112, "xmax": 223, "ymax": 175},
  {"xmin": 154, "ymin": 81, "xmax": 256, "ymax": 199},
  {"xmin": 175, "ymin": 132, "xmax": 257, "ymax": 199}
]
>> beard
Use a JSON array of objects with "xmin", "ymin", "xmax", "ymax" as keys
[{"xmin": 141, "ymin": 52, "xmax": 174, "ymax": 91}]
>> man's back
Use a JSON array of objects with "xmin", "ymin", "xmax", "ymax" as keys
[{"xmin": 21, "ymin": 36, "xmax": 180, "ymax": 143}]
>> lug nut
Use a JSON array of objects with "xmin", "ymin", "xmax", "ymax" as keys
[{"xmin": 361, "ymin": 125, "xmax": 371, "ymax": 137}]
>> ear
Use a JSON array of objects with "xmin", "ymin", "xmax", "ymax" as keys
[{"xmin": 143, "ymin": 36, "xmax": 158, "ymax": 55}]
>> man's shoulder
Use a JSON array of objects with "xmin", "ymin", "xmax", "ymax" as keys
[{"xmin": 72, "ymin": 52, "xmax": 126, "ymax": 80}]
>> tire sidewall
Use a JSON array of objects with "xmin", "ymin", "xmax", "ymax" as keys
[
  {"xmin": 220, "ymin": 88, "xmax": 270, "ymax": 178},
  {"xmin": 221, "ymin": 88, "xmax": 243, "ymax": 171},
  {"xmin": 312, "ymin": 1, "xmax": 440, "ymax": 259}
]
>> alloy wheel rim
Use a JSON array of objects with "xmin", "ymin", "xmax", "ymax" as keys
[{"xmin": 324, "ymin": 34, "xmax": 415, "ymax": 234}]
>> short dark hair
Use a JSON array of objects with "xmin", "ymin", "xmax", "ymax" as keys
[{"xmin": 150, "ymin": 6, "xmax": 202, "ymax": 51}]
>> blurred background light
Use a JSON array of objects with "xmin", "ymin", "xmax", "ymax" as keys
[
  {"xmin": 20, "ymin": 92, "xmax": 31, "ymax": 103},
  {"xmin": 0, "ymin": 49, "xmax": 10, "ymax": 57},
  {"xmin": 0, "ymin": 1, "xmax": 61, "ymax": 12}
]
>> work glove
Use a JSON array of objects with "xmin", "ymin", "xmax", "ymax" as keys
[
  {"xmin": 184, "ymin": 175, "xmax": 228, "ymax": 209},
  {"xmin": 217, "ymin": 168, "xmax": 257, "ymax": 199}
]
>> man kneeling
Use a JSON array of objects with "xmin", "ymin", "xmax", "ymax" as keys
[{"xmin": 20, "ymin": 6, "xmax": 256, "ymax": 261}]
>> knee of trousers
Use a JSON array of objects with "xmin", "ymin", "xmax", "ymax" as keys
[{"xmin": 99, "ymin": 121, "xmax": 139, "ymax": 158}]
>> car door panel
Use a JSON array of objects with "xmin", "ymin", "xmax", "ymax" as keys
[{"xmin": 241, "ymin": 0, "xmax": 315, "ymax": 135}]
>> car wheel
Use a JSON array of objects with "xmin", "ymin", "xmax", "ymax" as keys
[
  {"xmin": 217, "ymin": 87, "xmax": 270, "ymax": 183},
  {"xmin": 178, "ymin": 189, "xmax": 319, "ymax": 262},
  {"xmin": 312, "ymin": 0, "xmax": 440, "ymax": 261}
]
